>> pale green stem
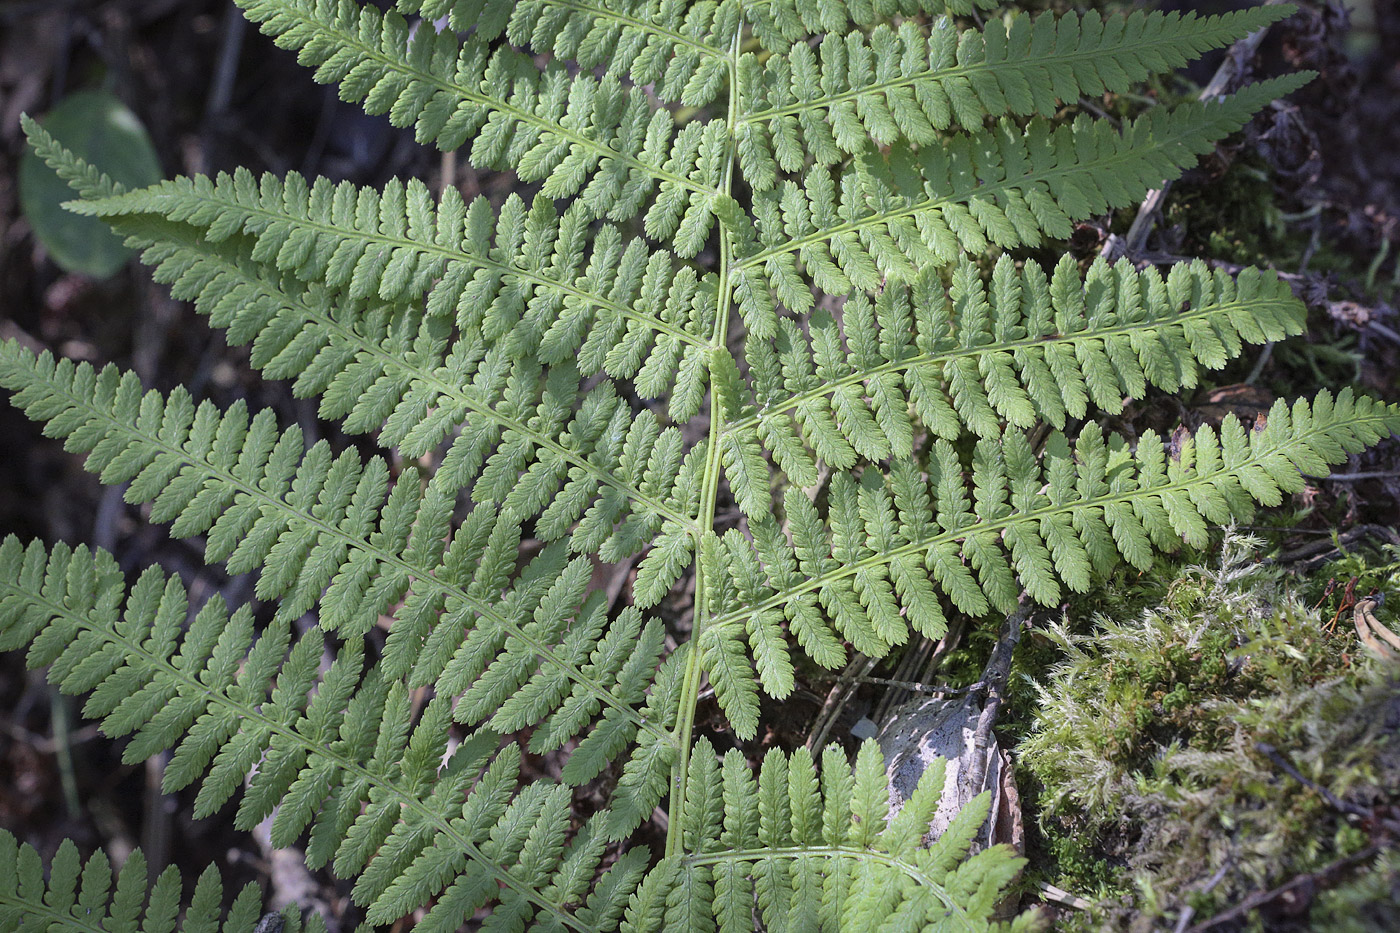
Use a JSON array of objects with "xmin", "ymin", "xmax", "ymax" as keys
[{"xmin": 665, "ymin": 25, "xmax": 744, "ymax": 860}]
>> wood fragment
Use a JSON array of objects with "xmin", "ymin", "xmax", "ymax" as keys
[{"xmin": 1354, "ymin": 596, "xmax": 1400, "ymax": 661}]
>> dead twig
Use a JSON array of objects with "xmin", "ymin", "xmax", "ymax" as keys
[
  {"xmin": 1271, "ymin": 523, "xmax": 1400, "ymax": 574},
  {"xmin": 203, "ymin": 6, "xmax": 246, "ymax": 125},
  {"xmin": 1172, "ymin": 860, "xmax": 1233, "ymax": 933},
  {"xmin": 862, "ymin": 675, "xmax": 984, "ymax": 696},
  {"xmin": 806, "ymin": 654, "xmax": 878, "ymax": 753},
  {"xmin": 1255, "ymin": 742, "xmax": 1372, "ymax": 820},
  {"xmin": 966, "ymin": 598, "xmax": 1032, "ymax": 797}
]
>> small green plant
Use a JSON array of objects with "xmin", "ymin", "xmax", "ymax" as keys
[
  {"xmin": 17, "ymin": 90, "xmax": 162, "ymax": 278},
  {"xmin": 2, "ymin": 1, "xmax": 1398, "ymax": 930}
]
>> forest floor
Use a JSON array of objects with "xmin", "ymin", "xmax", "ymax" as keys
[{"xmin": 1, "ymin": 1, "xmax": 1398, "ymax": 930}]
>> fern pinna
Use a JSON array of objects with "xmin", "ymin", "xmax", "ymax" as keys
[{"xmin": 1, "ymin": 1, "xmax": 1394, "ymax": 930}]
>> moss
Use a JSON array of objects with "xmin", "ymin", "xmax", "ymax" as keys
[
  {"xmin": 1018, "ymin": 533, "xmax": 1400, "ymax": 929},
  {"xmin": 1167, "ymin": 155, "xmax": 1286, "ymax": 267},
  {"xmin": 1305, "ymin": 542, "xmax": 1400, "ymax": 620},
  {"xmin": 1309, "ymin": 850, "xmax": 1400, "ymax": 933}
]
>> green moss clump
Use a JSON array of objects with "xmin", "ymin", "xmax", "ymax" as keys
[{"xmin": 1019, "ymin": 534, "xmax": 1400, "ymax": 930}]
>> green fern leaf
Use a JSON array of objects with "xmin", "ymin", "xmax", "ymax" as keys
[{"xmin": 5, "ymin": 1, "xmax": 1392, "ymax": 929}]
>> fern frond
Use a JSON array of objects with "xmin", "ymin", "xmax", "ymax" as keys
[
  {"xmin": 627, "ymin": 740, "xmax": 1023, "ymax": 933},
  {"xmin": 147, "ymin": 214, "xmax": 700, "ymax": 590},
  {"xmin": 0, "ymin": 539, "xmax": 652, "ymax": 931},
  {"xmin": 71, "ymin": 170, "xmax": 716, "ymax": 373},
  {"xmin": 4, "ymin": 2, "xmax": 1377, "ymax": 929},
  {"xmin": 603, "ymin": 646, "xmax": 689, "ymax": 841},
  {"xmin": 233, "ymin": 0, "xmax": 731, "ymax": 243},
  {"xmin": 28, "ymin": 133, "xmax": 710, "ymax": 597},
  {"xmin": 737, "ymin": 6, "xmax": 1297, "ymax": 179},
  {"xmin": 0, "ymin": 345, "xmax": 677, "ymax": 764},
  {"xmin": 35, "ymin": 115, "xmax": 715, "ymax": 592},
  {"xmin": 19, "ymin": 114, "xmax": 123, "ymax": 200},
  {"xmin": 731, "ymin": 254, "xmax": 1304, "ymax": 487},
  {"xmin": 0, "ymin": 833, "xmax": 320, "ymax": 933},
  {"xmin": 733, "ymin": 75, "xmax": 1312, "ymax": 331},
  {"xmin": 706, "ymin": 391, "xmax": 1400, "ymax": 692}
]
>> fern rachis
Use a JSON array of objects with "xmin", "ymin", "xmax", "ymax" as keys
[{"xmin": 1, "ymin": 1, "xmax": 1396, "ymax": 931}]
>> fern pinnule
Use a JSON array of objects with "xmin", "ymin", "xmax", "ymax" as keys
[
  {"xmin": 738, "ymin": 254, "xmax": 1306, "ymax": 489},
  {"xmin": 738, "ymin": 5, "xmax": 1300, "ymax": 174},
  {"xmin": 745, "ymin": 0, "xmax": 999, "ymax": 54},
  {"xmin": 697, "ymin": 391, "xmax": 1400, "ymax": 728},
  {"xmin": 495, "ymin": 0, "xmax": 736, "ymax": 106},
  {"xmin": 732, "ymin": 72, "xmax": 1314, "ymax": 338}
]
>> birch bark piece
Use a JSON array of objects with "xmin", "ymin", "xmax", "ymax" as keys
[{"xmin": 875, "ymin": 693, "xmax": 1024, "ymax": 856}]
